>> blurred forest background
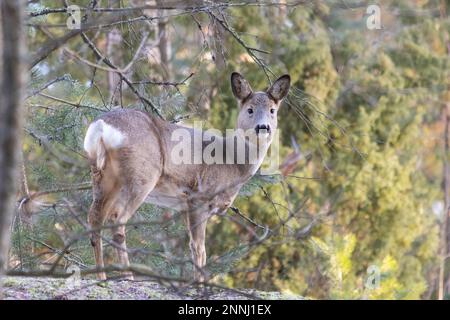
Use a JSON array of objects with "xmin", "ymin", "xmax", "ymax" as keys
[{"xmin": 1, "ymin": 0, "xmax": 450, "ymax": 300}]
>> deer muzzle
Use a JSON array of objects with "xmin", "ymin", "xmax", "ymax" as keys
[{"xmin": 255, "ymin": 124, "xmax": 271, "ymax": 134}]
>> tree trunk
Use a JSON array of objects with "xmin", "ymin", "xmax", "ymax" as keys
[
  {"xmin": 156, "ymin": 0, "xmax": 172, "ymax": 80},
  {"xmin": 439, "ymin": 103, "xmax": 450, "ymax": 300},
  {"xmin": 106, "ymin": 0, "xmax": 122, "ymax": 106},
  {"xmin": 0, "ymin": 0, "xmax": 27, "ymax": 285}
]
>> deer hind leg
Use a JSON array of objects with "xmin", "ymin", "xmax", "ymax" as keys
[
  {"xmin": 88, "ymin": 203, "xmax": 106, "ymax": 280},
  {"xmin": 109, "ymin": 184, "xmax": 160, "ymax": 281},
  {"xmin": 111, "ymin": 223, "xmax": 133, "ymax": 280},
  {"xmin": 110, "ymin": 202, "xmax": 133, "ymax": 280},
  {"xmin": 88, "ymin": 162, "xmax": 124, "ymax": 280},
  {"xmin": 87, "ymin": 166, "xmax": 108, "ymax": 280},
  {"xmin": 186, "ymin": 212, "xmax": 208, "ymax": 282}
]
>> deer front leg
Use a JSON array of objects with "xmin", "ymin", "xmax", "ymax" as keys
[{"xmin": 186, "ymin": 212, "xmax": 208, "ymax": 282}]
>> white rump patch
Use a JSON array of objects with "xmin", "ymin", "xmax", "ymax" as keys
[{"xmin": 83, "ymin": 119, "xmax": 125, "ymax": 158}]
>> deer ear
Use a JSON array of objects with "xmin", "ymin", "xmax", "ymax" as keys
[
  {"xmin": 267, "ymin": 74, "xmax": 291, "ymax": 102},
  {"xmin": 231, "ymin": 72, "xmax": 253, "ymax": 102}
]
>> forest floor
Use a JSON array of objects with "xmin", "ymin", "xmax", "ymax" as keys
[{"xmin": 1, "ymin": 276, "xmax": 304, "ymax": 300}]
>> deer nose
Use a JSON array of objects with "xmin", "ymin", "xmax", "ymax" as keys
[{"xmin": 255, "ymin": 124, "xmax": 271, "ymax": 134}]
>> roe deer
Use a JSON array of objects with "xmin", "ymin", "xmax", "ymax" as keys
[{"xmin": 83, "ymin": 72, "xmax": 290, "ymax": 281}]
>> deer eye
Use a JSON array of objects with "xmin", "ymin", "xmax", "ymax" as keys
[
  {"xmin": 270, "ymin": 108, "xmax": 276, "ymax": 114},
  {"xmin": 247, "ymin": 108, "xmax": 254, "ymax": 115}
]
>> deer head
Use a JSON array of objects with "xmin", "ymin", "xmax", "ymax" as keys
[{"xmin": 231, "ymin": 72, "xmax": 291, "ymax": 141}]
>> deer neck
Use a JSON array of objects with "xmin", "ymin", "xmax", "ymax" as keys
[{"xmin": 231, "ymin": 128, "xmax": 272, "ymax": 177}]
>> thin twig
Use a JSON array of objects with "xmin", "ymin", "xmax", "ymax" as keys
[
  {"xmin": 80, "ymin": 32, "xmax": 163, "ymax": 118},
  {"xmin": 132, "ymin": 72, "xmax": 195, "ymax": 87}
]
